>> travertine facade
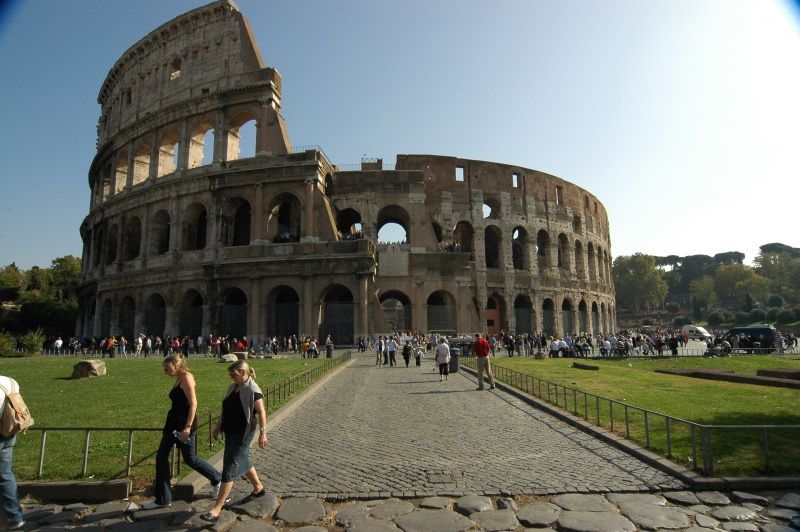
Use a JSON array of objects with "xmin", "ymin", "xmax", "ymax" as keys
[{"xmin": 76, "ymin": 0, "xmax": 616, "ymax": 345}]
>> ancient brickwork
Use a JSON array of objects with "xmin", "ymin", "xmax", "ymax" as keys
[{"xmin": 77, "ymin": 0, "xmax": 616, "ymax": 345}]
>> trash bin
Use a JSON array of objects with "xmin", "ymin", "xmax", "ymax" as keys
[
  {"xmin": 326, "ymin": 344, "xmax": 333, "ymax": 358},
  {"xmin": 449, "ymin": 346, "xmax": 461, "ymax": 373}
]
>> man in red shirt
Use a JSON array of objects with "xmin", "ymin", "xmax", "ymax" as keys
[{"xmin": 472, "ymin": 333, "xmax": 495, "ymax": 390}]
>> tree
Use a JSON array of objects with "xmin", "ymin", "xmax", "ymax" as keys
[
  {"xmin": 754, "ymin": 251, "xmax": 800, "ymax": 304},
  {"xmin": 0, "ymin": 264, "xmax": 24, "ymax": 302},
  {"xmin": 714, "ymin": 264, "xmax": 757, "ymax": 308},
  {"xmin": 760, "ymin": 242, "xmax": 800, "ymax": 259},
  {"xmin": 612, "ymin": 254, "xmax": 668, "ymax": 313},
  {"xmin": 713, "ymin": 251, "xmax": 745, "ymax": 265},
  {"xmin": 689, "ymin": 275, "xmax": 717, "ymax": 313}
]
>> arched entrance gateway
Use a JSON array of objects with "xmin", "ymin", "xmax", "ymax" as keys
[
  {"xmin": 380, "ymin": 291, "xmax": 412, "ymax": 332},
  {"xmin": 427, "ymin": 291, "xmax": 456, "ymax": 335},
  {"xmin": 319, "ymin": 285, "xmax": 354, "ymax": 345},
  {"xmin": 220, "ymin": 288, "xmax": 247, "ymax": 340},
  {"xmin": 266, "ymin": 286, "xmax": 299, "ymax": 337}
]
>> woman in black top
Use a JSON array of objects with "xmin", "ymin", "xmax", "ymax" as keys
[
  {"xmin": 143, "ymin": 354, "xmax": 221, "ymax": 509},
  {"xmin": 201, "ymin": 360, "xmax": 268, "ymax": 522}
]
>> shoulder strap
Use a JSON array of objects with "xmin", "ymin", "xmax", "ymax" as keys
[{"xmin": 0, "ymin": 383, "xmax": 8, "ymax": 395}]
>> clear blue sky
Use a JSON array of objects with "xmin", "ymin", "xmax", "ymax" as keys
[{"xmin": 1, "ymin": 0, "xmax": 798, "ymax": 270}]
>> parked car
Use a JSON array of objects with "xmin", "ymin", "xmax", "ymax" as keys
[{"xmin": 721, "ymin": 325, "xmax": 779, "ymax": 353}]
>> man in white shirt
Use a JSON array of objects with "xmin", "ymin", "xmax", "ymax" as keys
[{"xmin": 0, "ymin": 375, "xmax": 24, "ymax": 529}]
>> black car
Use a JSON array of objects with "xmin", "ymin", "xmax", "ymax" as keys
[{"xmin": 721, "ymin": 325, "xmax": 779, "ymax": 353}]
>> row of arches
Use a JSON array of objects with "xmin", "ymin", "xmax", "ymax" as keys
[{"xmin": 93, "ymin": 110, "xmax": 258, "ymax": 205}]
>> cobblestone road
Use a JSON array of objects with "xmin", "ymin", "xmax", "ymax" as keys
[{"xmin": 255, "ymin": 354, "xmax": 686, "ymax": 499}]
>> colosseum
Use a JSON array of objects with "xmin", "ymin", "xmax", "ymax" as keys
[{"xmin": 76, "ymin": 0, "xmax": 616, "ymax": 346}]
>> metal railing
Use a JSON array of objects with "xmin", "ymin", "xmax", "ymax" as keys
[
  {"xmin": 27, "ymin": 354, "xmax": 350, "ymax": 479},
  {"xmin": 461, "ymin": 356, "xmax": 799, "ymax": 476}
]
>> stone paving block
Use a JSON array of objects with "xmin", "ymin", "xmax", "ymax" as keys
[
  {"xmin": 454, "ymin": 494, "xmax": 493, "ymax": 515},
  {"xmin": 394, "ymin": 509, "xmax": 473, "ymax": 532},
  {"xmin": 618, "ymin": 501, "xmax": 691, "ymax": 530},
  {"xmin": 606, "ymin": 492, "xmax": 667, "ymax": 506},
  {"xmin": 347, "ymin": 519, "xmax": 402, "ymax": 532},
  {"xmin": 557, "ymin": 510, "xmax": 636, "ymax": 532},
  {"xmin": 710, "ymin": 505, "xmax": 759, "ymax": 521},
  {"xmin": 516, "ymin": 501, "xmax": 561, "ymax": 527},
  {"xmin": 276, "ymin": 497, "xmax": 327, "ymax": 525},
  {"xmin": 470, "ymin": 508, "xmax": 519, "ymax": 531},
  {"xmin": 551, "ymin": 494, "xmax": 615, "ymax": 512},
  {"xmin": 776, "ymin": 493, "xmax": 800, "ymax": 510},
  {"xmin": 696, "ymin": 491, "xmax": 732, "ymax": 505}
]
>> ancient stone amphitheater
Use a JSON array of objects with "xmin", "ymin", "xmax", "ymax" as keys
[{"xmin": 76, "ymin": 0, "xmax": 616, "ymax": 346}]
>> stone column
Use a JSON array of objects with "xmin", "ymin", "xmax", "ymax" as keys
[
  {"xmin": 302, "ymin": 175, "xmax": 317, "ymax": 239},
  {"xmin": 252, "ymin": 183, "xmax": 264, "ymax": 242},
  {"xmin": 301, "ymin": 275, "xmax": 314, "ymax": 338}
]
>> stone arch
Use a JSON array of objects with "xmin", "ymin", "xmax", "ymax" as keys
[
  {"xmin": 484, "ymin": 225, "xmax": 502, "ymax": 268},
  {"xmin": 179, "ymin": 289, "xmax": 204, "ymax": 338},
  {"xmin": 219, "ymin": 287, "xmax": 248, "ymax": 340},
  {"xmin": 120, "ymin": 296, "xmax": 136, "ymax": 340},
  {"xmin": 379, "ymin": 290, "xmax": 412, "ymax": 332},
  {"xmin": 93, "ymin": 227, "xmax": 104, "ymax": 267},
  {"xmin": 427, "ymin": 290, "xmax": 456, "ymax": 334},
  {"xmin": 319, "ymin": 284, "xmax": 354, "ymax": 345},
  {"xmin": 453, "ymin": 221, "xmax": 474, "ymax": 253},
  {"xmin": 183, "ymin": 202, "xmax": 208, "ymax": 251},
  {"xmin": 114, "ymin": 151, "xmax": 128, "ymax": 194},
  {"xmin": 101, "ymin": 299, "xmax": 113, "ymax": 337},
  {"xmin": 537, "ymin": 230, "xmax": 551, "ymax": 270},
  {"xmin": 377, "ymin": 205, "xmax": 410, "ymax": 244},
  {"xmin": 587, "ymin": 242, "xmax": 597, "ymax": 280},
  {"xmin": 122, "ymin": 216, "xmax": 142, "ymax": 261},
  {"xmin": 157, "ymin": 130, "xmax": 180, "ymax": 177},
  {"xmin": 150, "ymin": 209, "xmax": 171, "ymax": 255},
  {"xmin": 266, "ymin": 285, "xmax": 299, "ymax": 337},
  {"xmin": 431, "ymin": 221, "xmax": 443, "ymax": 245},
  {"xmin": 268, "ymin": 193, "xmax": 301, "ymax": 243},
  {"xmin": 512, "ymin": 227, "xmax": 528, "ymax": 270},
  {"xmin": 188, "ymin": 119, "xmax": 215, "ymax": 168},
  {"xmin": 132, "ymin": 142, "xmax": 151, "ymax": 185},
  {"xmin": 591, "ymin": 301, "xmax": 600, "ymax": 334},
  {"xmin": 572, "ymin": 214, "xmax": 582, "ymax": 233},
  {"xmin": 145, "ymin": 292, "xmax": 167, "ymax": 338},
  {"xmin": 542, "ymin": 298, "xmax": 555, "ymax": 337},
  {"xmin": 486, "ymin": 294, "xmax": 504, "ymax": 335},
  {"xmin": 336, "ymin": 208, "xmax": 362, "ymax": 239},
  {"xmin": 105, "ymin": 224, "xmax": 119, "ymax": 265},
  {"xmin": 483, "ymin": 197, "xmax": 501, "ymax": 219},
  {"xmin": 227, "ymin": 110, "xmax": 258, "ymax": 160},
  {"xmin": 221, "ymin": 198, "xmax": 251, "ymax": 247},
  {"xmin": 514, "ymin": 295, "xmax": 534, "ymax": 334},
  {"xmin": 562, "ymin": 298, "xmax": 575, "ymax": 334},
  {"xmin": 578, "ymin": 299, "xmax": 588, "ymax": 334},
  {"xmin": 557, "ymin": 233, "xmax": 570, "ymax": 270},
  {"xmin": 574, "ymin": 240, "xmax": 585, "ymax": 279}
]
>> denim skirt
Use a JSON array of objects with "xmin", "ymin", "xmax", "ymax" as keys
[{"xmin": 221, "ymin": 431, "xmax": 254, "ymax": 482}]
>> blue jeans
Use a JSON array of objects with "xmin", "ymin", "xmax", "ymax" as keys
[
  {"xmin": 155, "ymin": 431, "xmax": 221, "ymax": 505},
  {"xmin": 0, "ymin": 435, "xmax": 22, "ymax": 525}
]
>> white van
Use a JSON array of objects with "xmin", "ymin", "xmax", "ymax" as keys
[{"xmin": 681, "ymin": 324, "xmax": 712, "ymax": 341}]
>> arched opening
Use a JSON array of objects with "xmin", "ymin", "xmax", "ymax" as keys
[
  {"xmin": 180, "ymin": 290, "xmax": 204, "ymax": 338},
  {"xmin": 514, "ymin": 295, "xmax": 533, "ymax": 334},
  {"xmin": 145, "ymin": 293, "xmax": 166, "ymax": 338},
  {"xmin": 575, "ymin": 240, "xmax": 586, "ymax": 279},
  {"xmin": 220, "ymin": 288, "xmax": 248, "ymax": 340},
  {"xmin": 578, "ymin": 300, "xmax": 588, "ymax": 334},
  {"xmin": 512, "ymin": 227, "xmax": 528, "ymax": 270},
  {"xmin": 542, "ymin": 298, "xmax": 555, "ymax": 337},
  {"xmin": 557, "ymin": 233, "xmax": 570, "ymax": 270},
  {"xmin": 188, "ymin": 120, "xmax": 215, "ymax": 168},
  {"xmin": 484, "ymin": 226, "xmax": 501, "ymax": 268},
  {"xmin": 114, "ymin": 152, "xmax": 128, "ymax": 194},
  {"xmin": 486, "ymin": 295, "xmax": 502, "ymax": 335},
  {"xmin": 122, "ymin": 217, "xmax": 141, "ymax": 261},
  {"xmin": 267, "ymin": 286, "xmax": 299, "ymax": 337},
  {"xmin": 268, "ymin": 193, "xmax": 301, "ymax": 243},
  {"xmin": 536, "ymin": 230, "xmax": 551, "ymax": 270},
  {"xmin": 227, "ymin": 112, "xmax": 257, "ymax": 160},
  {"xmin": 483, "ymin": 197, "xmax": 500, "ymax": 219},
  {"xmin": 93, "ymin": 227, "xmax": 104, "ymax": 268},
  {"xmin": 319, "ymin": 285, "xmax": 354, "ymax": 345},
  {"xmin": 336, "ymin": 208, "xmax": 363, "ymax": 240},
  {"xmin": 427, "ymin": 291, "xmax": 456, "ymax": 334},
  {"xmin": 157, "ymin": 130, "xmax": 180, "ymax": 177},
  {"xmin": 591, "ymin": 302, "xmax": 600, "ymax": 334},
  {"xmin": 183, "ymin": 203, "xmax": 208, "ymax": 251},
  {"xmin": 151, "ymin": 210, "xmax": 171, "ymax": 255},
  {"xmin": 377, "ymin": 205, "xmax": 411, "ymax": 244},
  {"xmin": 120, "ymin": 296, "xmax": 135, "ymax": 340},
  {"xmin": 562, "ymin": 299, "xmax": 574, "ymax": 334},
  {"xmin": 105, "ymin": 224, "xmax": 118, "ymax": 265},
  {"xmin": 379, "ymin": 290, "xmax": 412, "ymax": 332},
  {"xmin": 132, "ymin": 142, "xmax": 151, "ymax": 185},
  {"xmin": 452, "ymin": 221, "xmax": 474, "ymax": 253},
  {"xmin": 100, "ymin": 299, "xmax": 112, "ymax": 337},
  {"xmin": 222, "ymin": 199, "xmax": 251, "ymax": 247},
  {"xmin": 587, "ymin": 243, "xmax": 597, "ymax": 280}
]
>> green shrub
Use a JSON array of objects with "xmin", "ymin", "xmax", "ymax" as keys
[
  {"xmin": 733, "ymin": 311, "xmax": 750, "ymax": 325},
  {"xmin": 19, "ymin": 328, "xmax": 45, "ymax": 356},
  {"xmin": 0, "ymin": 330, "xmax": 13, "ymax": 353},
  {"xmin": 767, "ymin": 307, "xmax": 780, "ymax": 322},
  {"xmin": 776, "ymin": 309, "xmax": 795, "ymax": 324},
  {"xmin": 707, "ymin": 311, "xmax": 725, "ymax": 326},
  {"xmin": 768, "ymin": 294, "xmax": 785, "ymax": 308},
  {"xmin": 672, "ymin": 315, "xmax": 692, "ymax": 327},
  {"xmin": 749, "ymin": 308, "xmax": 767, "ymax": 323}
]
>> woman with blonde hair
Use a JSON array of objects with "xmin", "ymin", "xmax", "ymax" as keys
[
  {"xmin": 201, "ymin": 360, "xmax": 269, "ymax": 522},
  {"xmin": 143, "ymin": 354, "xmax": 222, "ymax": 509}
]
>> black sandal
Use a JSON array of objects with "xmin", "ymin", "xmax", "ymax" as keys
[
  {"xmin": 200, "ymin": 512, "xmax": 219, "ymax": 522},
  {"xmin": 240, "ymin": 489, "xmax": 266, "ymax": 504}
]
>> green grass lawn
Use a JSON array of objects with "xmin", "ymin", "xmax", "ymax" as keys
[
  {"xmin": 0, "ymin": 356, "xmax": 334, "ymax": 484},
  {"xmin": 488, "ymin": 355, "xmax": 800, "ymax": 477}
]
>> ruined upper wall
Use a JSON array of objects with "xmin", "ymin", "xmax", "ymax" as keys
[{"xmin": 96, "ymin": 0, "xmax": 279, "ymax": 146}]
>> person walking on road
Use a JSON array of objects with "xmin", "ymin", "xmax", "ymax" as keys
[
  {"xmin": 0, "ymin": 375, "xmax": 25, "ymax": 530},
  {"xmin": 434, "ymin": 337, "xmax": 451, "ymax": 382},
  {"xmin": 374, "ymin": 336, "xmax": 384, "ymax": 367},
  {"xmin": 473, "ymin": 333, "xmax": 495, "ymax": 390},
  {"xmin": 144, "ymin": 354, "xmax": 222, "ymax": 510},
  {"xmin": 202, "ymin": 360, "xmax": 269, "ymax": 522}
]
